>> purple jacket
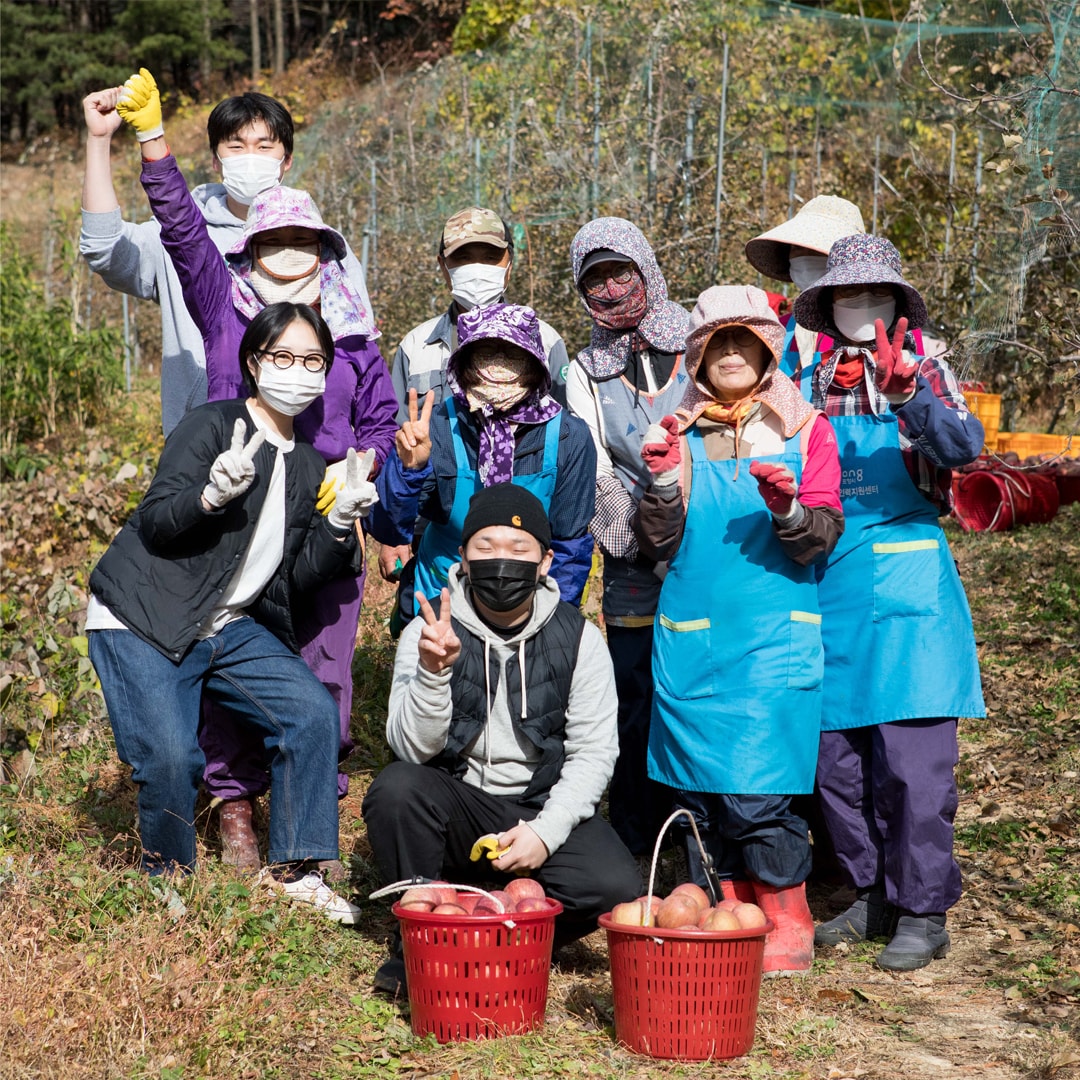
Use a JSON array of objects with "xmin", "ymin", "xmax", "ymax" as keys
[{"xmin": 141, "ymin": 155, "xmax": 397, "ymax": 467}]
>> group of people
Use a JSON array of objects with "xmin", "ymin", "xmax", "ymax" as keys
[{"xmin": 80, "ymin": 69, "xmax": 986, "ymax": 993}]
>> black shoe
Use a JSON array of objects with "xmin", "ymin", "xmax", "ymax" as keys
[
  {"xmin": 876, "ymin": 913, "xmax": 950, "ymax": 971},
  {"xmin": 814, "ymin": 886, "xmax": 898, "ymax": 947},
  {"xmin": 373, "ymin": 954, "xmax": 407, "ymax": 996}
]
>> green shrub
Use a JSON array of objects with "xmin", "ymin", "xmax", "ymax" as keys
[{"xmin": 0, "ymin": 224, "xmax": 123, "ymax": 456}]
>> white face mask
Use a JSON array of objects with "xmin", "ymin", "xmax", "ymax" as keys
[
  {"xmin": 219, "ymin": 153, "xmax": 285, "ymax": 206},
  {"xmin": 447, "ymin": 263, "xmax": 508, "ymax": 311},
  {"xmin": 831, "ymin": 292, "xmax": 897, "ymax": 345},
  {"xmin": 256, "ymin": 361, "xmax": 325, "ymax": 416},
  {"xmin": 788, "ymin": 254, "xmax": 829, "ymax": 292}
]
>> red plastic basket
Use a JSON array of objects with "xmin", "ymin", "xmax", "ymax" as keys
[
  {"xmin": 599, "ymin": 914, "xmax": 769, "ymax": 1060},
  {"xmin": 393, "ymin": 897, "xmax": 562, "ymax": 1043}
]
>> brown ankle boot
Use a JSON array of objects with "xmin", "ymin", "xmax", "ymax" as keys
[{"xmin": 219, "ymin": 797, "xmax": 260, "ymax": 872}]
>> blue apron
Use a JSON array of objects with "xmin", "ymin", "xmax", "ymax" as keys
[
  {"xmin": 413, "ymin": 397, "xmax": 562, "ymax": 612},
  {"xmin": 794, "ymin": 357, "xmax": 985, "ymax": 730},
  {"xmin": 647, "ymin": 426, "xmax": 823, "ymax": 795}
]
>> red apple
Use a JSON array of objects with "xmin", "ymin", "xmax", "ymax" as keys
[
  {"xmin": 700, "ymin": 907, "xmax": 741, "ymax": 932},
  {"xmin": 717, "ymin": 898, "xmax": 742, "ymax": 912},
  {"xmin": 504, "ymin": 877, "xmax": 546, "ymax": 903},
  {"xmin": 431, "ymin": 902, "xmax": 467, "ymax": 915},
  {"xmin": 486, "ymin": 889, "xmax": 513, "ymax": 913},
  {"xmin": 473, "ymin": 900, "xmax": 501, "ymax": 915},
  {"xmin": 400, "ymin": 885, "xmax": 439, "ymax": 908},
  {"xmin": 635, "ymin": 895, "xmax": 663, "ymax": 919},
  {"xmin": 513, "ymin": 897, "xmax": 550, "ymax": 913},
  {"xmin": 429, "ymin": 880, "xmax": 458, "ymax": 905},
  {"xmin": 610, "ymin": 899, "xmax": 655, "ymax": 927},
  {"xmin": 455, "ymin": 892, "xmax": 481, "ymax": 914},
  {"xmin": 732, "ymin": 901, "xmax": 768, "ymax": 929},
  {"xmin": 656, "ymin": 894, "xmax": 701, "ymax": 929},
  {"xmin": 670, "ymin": 882, "xmax": 711, "ymax": 913}
]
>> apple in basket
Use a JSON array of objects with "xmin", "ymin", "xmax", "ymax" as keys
[
  {"xmin": 432, "ymin": 902, "xmax": 467, "ymax": 915},
  {"xmin": 398, "ymin": 885, "xmax": 439, "ymax": 911},
  {"xmin": 504, "ymin": 877, "xmax": 546, "ymax": 904},
  {"xmin": 670, "ymin": 881, "xmax": 711, "ymax": 915},
  {"xmin": 454, "ymin": 892, "xmax": 482, "ymax": 914},
  {"xmin": 609, "ymin": 898, "xmax": 656, "ymax": 927},
  {"xmin": 731, "ymin": 901, "xmax": 768, "ymax": 929},
  {"xmin": 514, "ymin": 897, "xmax": 550, "ymax": 913},
  {"xmin": 656, "ymin": 893, "xmax": 702, "ymax": 929},
  {"xmin": 700, "ymin": 907, "xmax": 741, "ymax": 932}
]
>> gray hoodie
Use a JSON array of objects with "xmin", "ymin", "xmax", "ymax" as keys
[
  {"xmin": 80, "ymin": 182, "xmax": 375, "ymax": 436},
  {"xmin": 386, "ymin": 565, "xmax": 618, "ymax": 855}
]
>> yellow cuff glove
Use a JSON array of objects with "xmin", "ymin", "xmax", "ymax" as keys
[
  {"xmin": 469, "ymin": 834, "xmax": 511, "ymax": 862},
  {"xmin": 117, "ymin": 68, "xmax": 164, "ymax": 142},
  {"xmin": 316, "ymin": 458, "xmax": 348, "ymax": 515}
]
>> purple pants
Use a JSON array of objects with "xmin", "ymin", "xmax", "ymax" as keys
[
  {"xmin": 200, "ymin": 565, "xmax": 364, "ymax": 801},
  {"xmin": 816, "ymin": 718, "xmax": 961, "ymax": 915}
]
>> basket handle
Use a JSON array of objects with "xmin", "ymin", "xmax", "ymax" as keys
[
  {"xmin": 642, "ymin": 808, "xmax": 723, "ymax": 916},
  {"xmin": 368, "ymin": 877, "xmax": 517, "ymax": 928}
]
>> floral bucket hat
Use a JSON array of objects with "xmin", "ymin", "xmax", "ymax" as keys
[
  {"xmin": 226, "ymin": 185, "xmax": 348, "ymax": 259},
  {"xmin": 449, "ymin": 303, "xmax": 551, "ymax": 389},
  {"xmin": 744, "ymin": 195, "xmax": 866, "ymax": 282},
  {"xmin": 792, "ymin": 234, "xmax": 928, "ymax": 334}
]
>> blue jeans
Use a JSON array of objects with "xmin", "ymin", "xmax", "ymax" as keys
[{"xmin": 89, "ymin": 617, "xmax": 340, "ymax": 875}]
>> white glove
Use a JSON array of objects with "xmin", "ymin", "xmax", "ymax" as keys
[
  {"xmin": 202, "ymin": 419, "xmax": 266, "ymax": 509},
  {"xmin": 327, "ymin": 448, "xmax": 378, "ymax": 528}
]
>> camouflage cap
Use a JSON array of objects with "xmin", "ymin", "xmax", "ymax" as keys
[{"xmin": 440, "ymin": 206, "xmax": 510, "ymax": 257}]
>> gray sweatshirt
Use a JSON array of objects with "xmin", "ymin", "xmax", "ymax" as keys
[{"xmin": 386, "ymin": 565, "xmax": 618, "ymax": 855}]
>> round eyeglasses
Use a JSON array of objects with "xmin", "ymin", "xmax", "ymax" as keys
[
  {"xmin": 257, "ymin": 349, "xmax": 327, "ymax": 373},
  {"xmin": 705, "ymin": 327, "xmax": 760, "ymax": 350},
  {"xmin": 581, "ymin": 265, "xmax": 636, "ymax": 295}
]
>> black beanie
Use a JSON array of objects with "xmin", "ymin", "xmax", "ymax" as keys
[{"xmin": 460, "ymin": 482, "xmax": 552, "ymax": 551}]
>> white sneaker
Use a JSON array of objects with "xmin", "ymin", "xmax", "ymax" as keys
[{"xmin": 273, "ymin": 871, "xmax": 362, "ymax": 925}]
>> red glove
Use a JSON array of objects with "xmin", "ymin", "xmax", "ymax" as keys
[
  {"xmin": 640, "ymin": 415, "xmax": 681, "ymax": 487},
  {"xmin": 873, "ymin": 316, "xmax": 917, "ymax": 400},
  {"xmin": 749, "ymin": 460, "xmax": 798, "ymax": 518}
]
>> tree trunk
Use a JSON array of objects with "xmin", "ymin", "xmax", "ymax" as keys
[
  {"xmin": 274, "ymin": 0, "xmax": 285, "ymax": 75},
  {"xmin": 251, "ymin": 0, "xmax": 262, "ymax": 81}
]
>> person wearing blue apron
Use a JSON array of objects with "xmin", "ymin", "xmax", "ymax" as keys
[
  {"xmin": 791, "ymin": 235, "xmax": 986, "ymax": 972},
  {"xmin": 369, "ymin": 303, "xmax": 597, "ymax": 620},
  {"xmin": 635, "ymin": 285, "xmax": 844, "ymax": 976}
]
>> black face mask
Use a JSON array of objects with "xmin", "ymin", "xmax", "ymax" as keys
[{"xmin": 465, "ymin": 558, "xmax": 541, "ymax": 612}]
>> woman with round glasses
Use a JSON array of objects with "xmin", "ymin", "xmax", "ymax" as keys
[
  {"xmin": 369, "ymin": 303, "xmax": 597, "ymax": 617},
  {"xmin": 86, "ymin": 302, "xmax": 373, "ymax": 918},
  {"xmin": 634, "ymin": 285, "xmax": 843, "ymax": 977},
  {"xmin": 110, "ymin": 67, "xmax": 398, "ymax": 872}
]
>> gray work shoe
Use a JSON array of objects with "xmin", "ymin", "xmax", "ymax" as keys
[
  {"xmin": 814, "ymin": 886, "xmax": 897, "ymax": 946},
  {"xmin": 876, "ymin": 913, "xmax": 950, "ymax": 971}
]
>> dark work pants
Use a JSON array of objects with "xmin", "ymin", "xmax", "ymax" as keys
[
  {"xmin": 674, "ymin": 790, "xmax": 813, "ymax": 889},
  {"xmin": 816, "ymin": 718, "xmax": 961, "ymax": 914},
  {"xmin": 606, "ymin": 623, "xmax": 673, "ymax": 856},
  {"xmin": 362, "ymin": 761, "xmax": 643, "ymax": 948}
]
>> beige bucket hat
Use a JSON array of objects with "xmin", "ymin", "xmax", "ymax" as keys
[{"xmin": 745, "ymin": 195, "xmax": 866, "ymax": 282}]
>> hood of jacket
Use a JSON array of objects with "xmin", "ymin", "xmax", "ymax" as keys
[{"xmin": 570, "ymin": 217, "xmax": 690, "ymax": 379}]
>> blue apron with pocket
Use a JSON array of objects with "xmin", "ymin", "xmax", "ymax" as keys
[
  {"xmin": 794, "ymin": 357, "xmax": 984, "ymax": 729},
  {"xmin": 647, "ymin": 425, "xmax": 823, "ymax": 794}
]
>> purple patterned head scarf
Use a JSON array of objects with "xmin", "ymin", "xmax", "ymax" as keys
[
  {"xmin": 447, "ymin": 304, "xmax": 561, "ymax": 486},
  {"xmin": 570, "ymin": 217, "xmax": 691, "ymax": 379},
  {"xmin": 227, "ymin": 185, "xmax": 377, "ymax": 341}
]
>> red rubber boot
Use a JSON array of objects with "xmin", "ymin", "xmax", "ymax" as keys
[
  {"xmin": 752, "ymin": 881, "xmax": 814, "ymax": 977},
  {"xmin": 719, "ymin": 879, "xmax": 757, "ymax": 903}
]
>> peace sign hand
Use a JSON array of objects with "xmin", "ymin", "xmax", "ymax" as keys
[
  {"xmin": 415, "ymin": 588, "xmax": 461, "ymax": 673},
  {"xmin": 872, "ymin": 316, "xmax": 918, "ymax": 401},
  {"xmin": 396, "ymin": 389, "xmax": 434, "ymax": 471},
  {"xmin": 202, "ymin": 418, "xmax": 267, "ymax": 509},
  {"xmin": 327, "ymin": 447, "xmax": 379, "ymax": 527}
]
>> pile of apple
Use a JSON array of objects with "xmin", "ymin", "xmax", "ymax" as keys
[
  {"xmin": 397, "ymin": 877, "xmax": 551, "ymax": 915},
  {"xmin": 609, "ymin": 882, "xmax": 768, "ymax": 933}
]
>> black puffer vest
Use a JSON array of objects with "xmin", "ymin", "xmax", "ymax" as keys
[{"xmin": 428, "ymin": 601, "xmax": 585, "ymax": 807}]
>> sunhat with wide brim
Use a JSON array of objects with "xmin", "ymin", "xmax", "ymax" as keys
[
  {"xmin": 792, "ymin": 234, "xmax": 928, "ymax": 334},
  {"xmin": 227, "ymin": 185, "xmax": 348, "ymax": 259},
  {"xmin": 744, "ymin": 195, "xmax": 866, "ymax": 282}
]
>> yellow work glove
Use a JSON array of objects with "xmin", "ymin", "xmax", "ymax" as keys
[
  {"xmin": 116, "ymin": 68, "xmax": 164, "ymax": 142},
  {"xmin": 469, "ymin": 834, "xmax": 511, "ymax": 862},
  {"xmin": 316, "ymin": 459, "xmax": 348, "ymax": 515}
]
